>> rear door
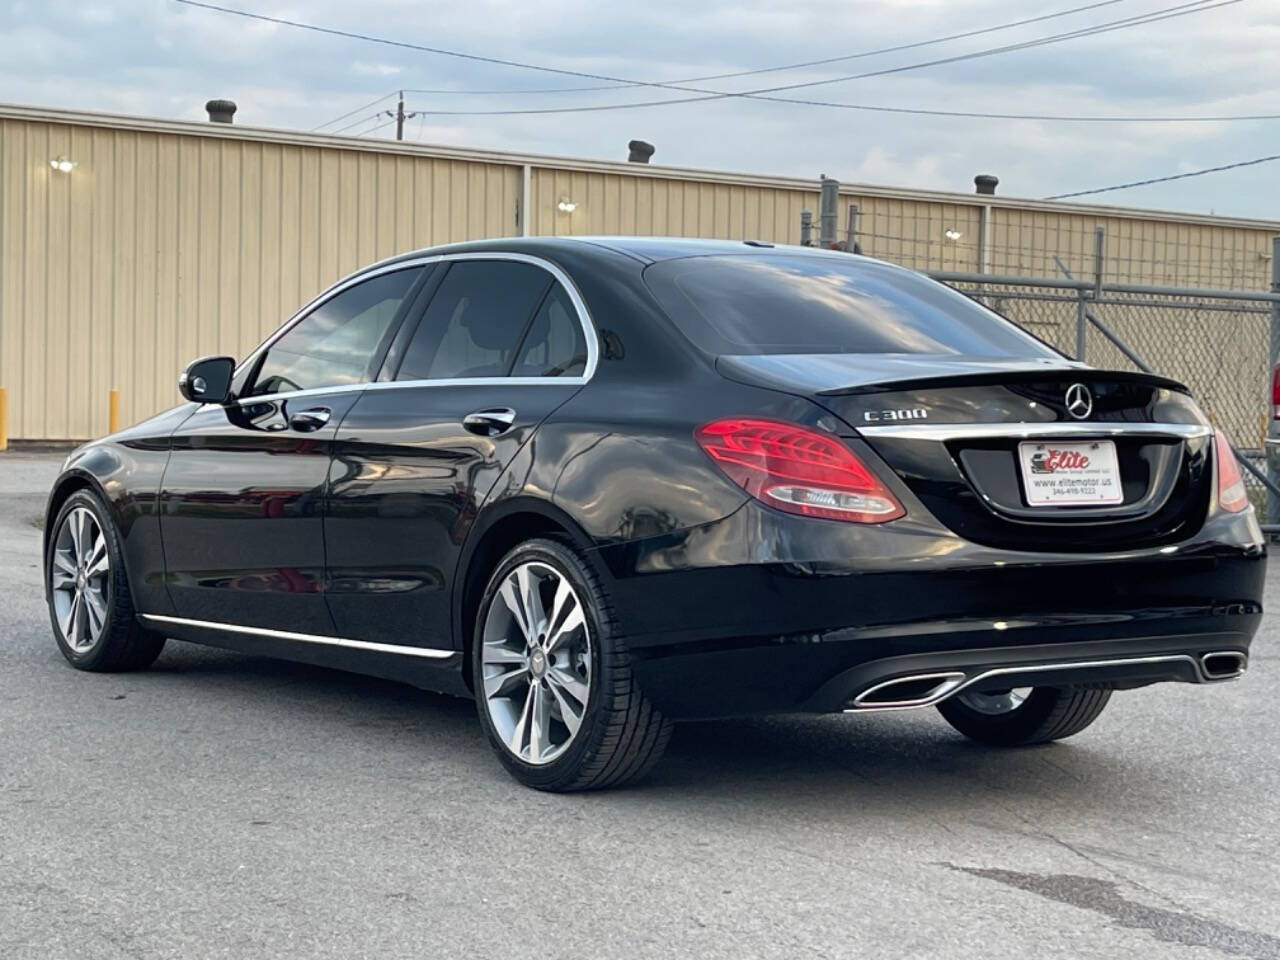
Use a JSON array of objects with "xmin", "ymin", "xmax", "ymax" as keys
[
  {"xmin": 325, "ymin": 256, "xmax": 592, "ymax": 650},
  {"xmin": 159, "ymin": 264, "xmax": 430, "ymax": 633}
]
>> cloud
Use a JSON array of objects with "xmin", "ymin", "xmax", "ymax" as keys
[
  {"xmin": 350, "ymin": 61, "xmax": 403, "ymax": 77},
  {"xmin": 0, "ymin": 0, "xmax": 1276, "ymax": 218}
]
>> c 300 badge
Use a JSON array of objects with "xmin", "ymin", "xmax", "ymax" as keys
[{"xmin": 863, "ymin": 408, "xmax": 929, "ymax": 422}]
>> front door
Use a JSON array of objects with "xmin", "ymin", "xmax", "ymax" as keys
[
  {"xmin": 325, "ymin": 258, "xmax": 591, "ymax": 649},
  {"xmin": 159, "ymin": 264, "xmax": 429, "ymax": 633}
]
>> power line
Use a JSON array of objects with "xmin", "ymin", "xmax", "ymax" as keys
[
  {"xmin": 405, "ymin": 0, "xmax": 1249, "ymax": 116},
  {"xmin": 174, "ymin": 0, "xmax": 1132, "ymax": 95},
  {"xmin": 180, "ymin": 0, "xmax": 1269, "ymax": 129},
  {"xmin": 175, "ymin": 0, "xmax": 1254, "ymax": 122},
  {"xmin": 342, "ymin": 115, "xmax": 397, "ymax": 138},
  {"xmin": 1045, "ymin": 152, "xmax": 1280, "ymax": 198},
  {"xmin": 364, "ymin": 117, "xmax": 398, "ymax": 137},
  {"xmin": 669, "ymin": 0, "xmax": 1136, "ymax": 84},
  {"xmin": 327, "ymin": 111, "xmax": 388, "ymax": 135},
  {"xmin": 394, "ymin": 0, "xmax": 1133, "ymax": 96},
  {"xmin": 387, "ymin": 92, "xmax": 1280, "ymax": 124},
  {"xmin": 313, "ymin": 90, "xmax": 398, "ymax": 131},
  {"xmin": 175, "ymin": 0, "xmax": 1233, "ymax": 117}
]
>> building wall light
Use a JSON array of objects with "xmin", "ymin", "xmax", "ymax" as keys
[
  {"xmin": 49, "ymin": 156, "xmax": 76, "ymax": 174},
  {"xmin": 944, "ymin": 229, "xmax": 963, "ymax": 241},
  {"xmin": 557, "ymin": 199, "xmax": 577, "ymax": 214}
]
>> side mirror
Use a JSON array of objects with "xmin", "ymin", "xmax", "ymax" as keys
[{"xmin": 178, "ymin": 356, "xmax": 235, "ymax": 404}]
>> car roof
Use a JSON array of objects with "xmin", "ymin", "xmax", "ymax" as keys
[{"xmin": 375, "ymin": 235, "xmax": 871, "ymax": 269}]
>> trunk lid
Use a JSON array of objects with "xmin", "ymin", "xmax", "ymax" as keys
[{"xmin": 716, "ymin": 353, "xmax": 1213, "ymax": 552}]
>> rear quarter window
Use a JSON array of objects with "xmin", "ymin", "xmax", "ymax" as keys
[{"xmin": 643, "ymin": 254, "xmax": 1058, "ymax": 359}]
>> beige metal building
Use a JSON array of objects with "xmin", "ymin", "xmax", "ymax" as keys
[{"xmin": 2, "ymin": 102, "xmax": 1278, "ymax": 441}]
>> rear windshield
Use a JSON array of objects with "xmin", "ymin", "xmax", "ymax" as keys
[{"xmin": 644, "ymin": 254, "xmax": 1057, "ymax": 358}]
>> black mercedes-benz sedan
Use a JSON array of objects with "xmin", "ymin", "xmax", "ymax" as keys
[{"xmin": 44, "ymin": 237, "xmax": 1265, "ymax": 791}]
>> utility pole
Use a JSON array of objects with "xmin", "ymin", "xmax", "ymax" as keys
[{"xmin": 383, "ymin": 91, "xmax": 420, "ymax": 141}]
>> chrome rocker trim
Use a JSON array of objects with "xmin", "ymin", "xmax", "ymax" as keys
[{"xmin": 140, "ymin": 614, "xmax": 456, "ymax": 659}]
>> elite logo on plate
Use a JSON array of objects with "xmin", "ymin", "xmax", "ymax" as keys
[{"xmin": 1018, "ymin": 439, "xmax": 1123, "ymax": 506}]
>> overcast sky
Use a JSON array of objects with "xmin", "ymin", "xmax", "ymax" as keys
[{"xmin": 3, "ymin": 0, "xmax": 1278, "ymax": 218}]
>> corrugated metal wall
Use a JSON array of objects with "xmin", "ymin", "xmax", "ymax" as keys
[
  {"xmin": 985, "ymin": 209, "xmax": 1272, "ymax": 289},
  {"xmin": 1, "ymin": 108, "xmax": 1277, "ymax": 440},
  {"xmin": 845, "ymin": 196, "xmax": 984, "ymax": 273},
  {"xmin": 0, "ymin": 117, "xmax": 520, "ymax": 440},
  {"xmin": 529, "ymin": 167, "xmax": 814, "ymax": 241}
]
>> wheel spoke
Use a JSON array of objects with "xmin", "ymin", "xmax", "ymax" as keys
[
  {"xmin": 68, "ymin": 510, "xmax": 86, "ymax": 561},
  {"xmin": 544, "ymin": 577, "xmax": 578, "ymax": 651},
  {"xmin": 515, "ymin": 565, "xmax": 544, "ymax": 642},
  {"xmin": 84, "ymin": 589, "xmax": 107, "ymax": 637},
  {"xmin": 85, "ymin": 535, "xmax": 109, "ymax": 578},
  {"xmin": 483, "ymin": 666, "xmax": 529, "ymax": 699},
  {"xmin": 52, "ymin": 550, "xmax": 77, "ymax": 578},
  {"xmin": 499, "ymin": 578, "xmax": 534, "ymax": 645},
  {"xmin": 548, "ymin": 667, "xmax": 589, "ymax": 707},
  {"xmin": 51, "ymin": 563, "xmax": 77, "ymax": 592},
  {"xmin": 57, "ymin": 593, "xmax": 77, "ymax": 639},
  {"xmin": 528, "ymin": 682, "xmax": 550, "ymax": 760},
  {"xmin": 544, "ymin": 604, "xmax": 584, "ymax": 655},
  {"xmin": 546, "ymin": 674, "xmax": 584, "ymax": 737},
  {"xmin": 69, "ymin": 591, "xmax": 86, "ymax": 647},
  {"xmin": 509, "ymin": 682, "xmax": 536, "ymax": 757},
  {"xmin": 481, "ymin": 642, "xmax": 525, "ymax": 666}
]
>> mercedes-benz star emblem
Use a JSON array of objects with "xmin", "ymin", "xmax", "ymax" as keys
[{"xmin": 1064, "ymin": 382, "xmax": 1093, "ymax": 420}]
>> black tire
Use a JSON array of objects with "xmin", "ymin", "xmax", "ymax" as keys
[
  {"xmin": 936, "ymin": 686, "xmax": 1111, "ymax": 746},
  {"xmin": 46, "ymin": 488, "xmax": 166, "ymax": 672},
  {"xmin": 472, "ymin": 537, "xmax": 672, "ymax": 792}
]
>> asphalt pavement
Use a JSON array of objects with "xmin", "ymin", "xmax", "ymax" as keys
[{"xmin": 2, "ymin": 451, "xmax": 1278, "ymax": 959}]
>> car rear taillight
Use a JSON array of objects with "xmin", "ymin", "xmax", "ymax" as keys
[
  {"xmin": 1271, "ymin": 363, "xmax": 1280, "ymax": 420},
  {"xmin": 1213, "ymin": 427, "xmax": 1249, "ymax": 513},
  {"xmin": 695, "ymin": 418, "xmax": 905, "ymax": 523}
]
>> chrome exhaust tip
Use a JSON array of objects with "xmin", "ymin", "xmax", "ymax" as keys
[
  {"xmin": 1200, "ymin": 651, "xmax": 1247, "ymax": 681},
  {"xmin": 848, "ymin": 671, "xmax": 967, "ymax": 711}
]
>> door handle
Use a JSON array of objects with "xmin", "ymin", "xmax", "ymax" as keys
[
  {"xmin": 463, "ymin": 408, "xmax": 517, "ymax": 437},
  {"xmin": 289, "ymin": 407, "xmax": 332, "ymax": 432}
]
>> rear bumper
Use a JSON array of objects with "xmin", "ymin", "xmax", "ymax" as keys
[
  {"xmin": 813, "ymin": 636, "xmax": 1247, "ymax": 713},
  {"xmin": 594, "ymin": 502, "xmax": 1265, "ymax": 720}
]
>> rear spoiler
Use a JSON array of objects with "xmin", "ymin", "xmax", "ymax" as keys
[{"xmin": 818, "ymin": 368, "xmax": 1191, "ymax": 398}]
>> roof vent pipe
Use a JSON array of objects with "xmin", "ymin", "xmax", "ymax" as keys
[
  {"xmin": 206, "ymin": 99, "xmax": 237, "ymax": 124},
  {"xmin": 974, "ymin": 174, "xmax": 998, "ymax": 195},
  {"xmin": 628, "ymin": 139, "xmax": 655, "ymax": 163}
]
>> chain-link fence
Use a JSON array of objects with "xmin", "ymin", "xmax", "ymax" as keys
[
  {"xmin": 933, "ymin": 271, "xmax": 1280, "ymax": 521},
  {"xmin": 937, "ymin": 277, "xmax": 1276, "ymax": 451},
  {"xmin": 837, "ymin": 200, "xmax": 1278, "ymax": 291},
  {"xmin": 801, "ymin": 201, "xmax": 1280, "ymax": 524}
]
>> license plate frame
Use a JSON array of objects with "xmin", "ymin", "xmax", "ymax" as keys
[{"xmin": 1018, "ymin": 439, "xmax": 1124, "ymax": 507}]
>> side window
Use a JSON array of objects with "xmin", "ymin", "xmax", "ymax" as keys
[
  {"xmin": 395, "ymin": 260, "xmax": 552, "ymax": 381},
  {"xmin": 248, "ymin": 267, "xmax": 423, "ymax": 396},
  {"xmin": 511, "ymin": 283, "xmax": 588, "ymax": 378}
]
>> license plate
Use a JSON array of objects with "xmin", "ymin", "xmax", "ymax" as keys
[{"xmin": 1018, "ymin": 440, "xmax": 1123, "ymax": 506}]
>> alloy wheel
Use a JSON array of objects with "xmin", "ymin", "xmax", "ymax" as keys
[
  {"xmin": 480, "ymin": 560, "xmax": 592, "ymax": 765},
  {"xmin": 50, "ymin": 506, "xmax": 111, "ymax": 652},
  {"xmin": 956, "ymin": 687, "xmax": 1033, "ymax": 715}
]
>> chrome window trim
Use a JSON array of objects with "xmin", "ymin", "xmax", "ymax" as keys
[
  {"xmin": 857, "ymin": 421, "xmax": 1212, "ymax": 441},
  {"xmin": 140, "ymin": 614, "xmax": 456, "ymax": 659},
  {"xmin": 233, "ymin": 257, "xmax": 439, "ymax": 382},
  {"xmin": 232, "ymin": 251, "xmax": 599, "ymax": 402},
  {"xmin": 230, "ymin": 376, "xmax": 589, "ymax": 408}
]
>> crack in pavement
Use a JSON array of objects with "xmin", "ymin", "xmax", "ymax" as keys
[{"xmin": 947, "ymin": 864, "xmax": 1280, "ymax": 960}]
